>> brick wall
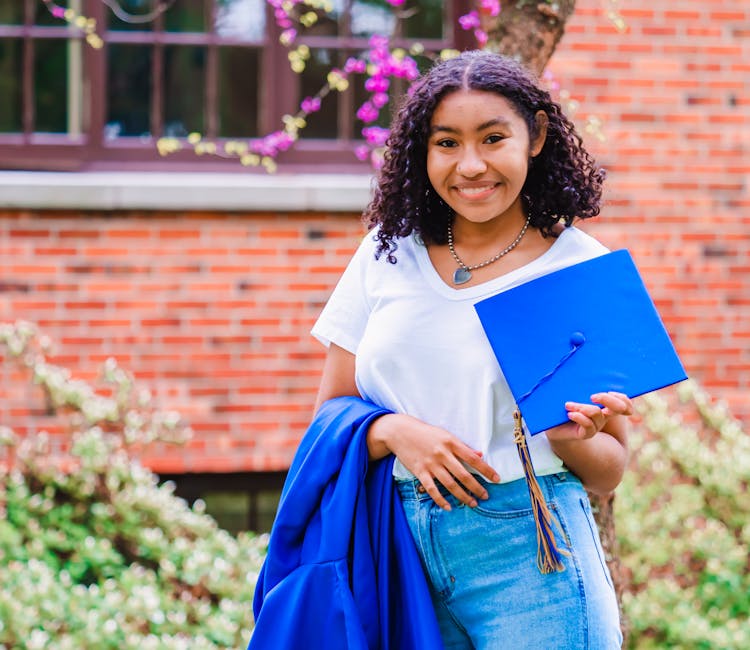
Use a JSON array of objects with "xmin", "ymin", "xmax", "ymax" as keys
[{"xmin": 1, "ymin": 0, "xmax": 748, "ymax": 472}]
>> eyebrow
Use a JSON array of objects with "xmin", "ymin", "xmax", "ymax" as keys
[{"xmin": 430, "ymin": 117, "xmax": 513, "ymax": 134}]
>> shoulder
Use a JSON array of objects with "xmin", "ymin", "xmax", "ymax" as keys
[
  {"xmin": 555, "ymin": 226, "xmax": 610, "ymax": 257},
  {"xmin": 353, "ymin": 226, "xmax": 419, "ymax": 267}
]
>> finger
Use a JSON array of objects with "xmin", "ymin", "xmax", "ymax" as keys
[
  {"xmin": 592, "ymin": 392, "xmax": 633, "ymax": 416},
  {"xmin": 442, "ymin": 461, "xmax": 490, "ymax": 502},
  {"xmin": 417, "ymin": 474, "xmax": 452, "ymax": 511},
  {"xmin": 454, "ymin": 445, "xmax": 501, "ymax": 483},
  {"xmin": 432, "ymin": 467, "xmax": 478, "ymax": 508},
  {"xmin": 546, "ymin": 421, "xmax": 583, "ymax": 441},
  {"xmin": 565, "ymin": 410, "xmax": 598, "ymax": 438}
]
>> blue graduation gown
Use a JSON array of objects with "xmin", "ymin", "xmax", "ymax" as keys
[{"xmin": 249, "ymin": 396, "xmax": 443, "ymax": 649}]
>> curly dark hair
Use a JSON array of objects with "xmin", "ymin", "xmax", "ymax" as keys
[{"xmin": 363, "ymin": 50, "xmax": 606, "ymax": 262}]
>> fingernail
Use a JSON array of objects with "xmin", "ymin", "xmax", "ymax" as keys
[
  {"xmin": 481, "ymin": 491, "xmax": 489, "ymax": 500},
  {"xmin": 443, "ymin": 504, "xmax": 452, "ymax": 512},
  {"xmin": 492, "ymin": 474, "xmax": 500, "ymax": 483},
  {"xmin": 469, "ymin": 500, "xmax": 478, "ymax": 508}
]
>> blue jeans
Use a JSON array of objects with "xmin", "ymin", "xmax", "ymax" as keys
[{"xmin": 396, "ymin": 472, "xmax": 622, "ymax": 649}]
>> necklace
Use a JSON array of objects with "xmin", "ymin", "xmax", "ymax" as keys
[{"xmin": 447, "ymin": 215, "xmax": 531, "ymax": 285}]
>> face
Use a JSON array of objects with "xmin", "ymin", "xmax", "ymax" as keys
[{"xmin": 426, "ymin": 89, "xmax": 547, "ymax": 226}]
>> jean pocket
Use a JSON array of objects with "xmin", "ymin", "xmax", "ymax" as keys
[
  {"xmin": 579, "ymin": 497, "xmax": 615, "ymax": 590},
  {"xmin": 472, "ymin": 503, "xmax": 535, "ymax": 519}
]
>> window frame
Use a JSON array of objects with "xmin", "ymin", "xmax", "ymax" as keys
[{"xmin": 0, "ymin": 0, "xmax": 473, "ymax": 172}]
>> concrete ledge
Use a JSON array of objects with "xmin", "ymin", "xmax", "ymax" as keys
[{"xmin": 0, "ymin": 171, "xmax": 375, "ymax": 212}]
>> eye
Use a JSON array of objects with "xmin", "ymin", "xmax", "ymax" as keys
[
  {"xmin": 435, "ymin": 138, "xmax": 457, "ymax": 148},
  {"xmin": 484, "ymin": 133, "xmax": 506, "ymax": 144}
]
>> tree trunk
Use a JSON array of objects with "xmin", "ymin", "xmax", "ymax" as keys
[
  {"xmin": 482, "ymin": 0, "xmax": 577, "ymax": 76},
  {"xmin": 587, "ymin": 491, "xmax": 630, "ymax": 647}
]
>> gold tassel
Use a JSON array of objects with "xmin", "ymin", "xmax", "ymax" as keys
[{"xmin": 513, "ymin": 408, "xmax": 569, "ymax": 573}]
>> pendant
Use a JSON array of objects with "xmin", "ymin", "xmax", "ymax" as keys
[{"xmin": 453, "ymin": 267, "xmax": 472, "ymax": 285}]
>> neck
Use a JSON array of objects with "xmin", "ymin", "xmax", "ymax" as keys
[{"xmin": 451, "ymin": 213, "xmax": 531, "ymax": 251}]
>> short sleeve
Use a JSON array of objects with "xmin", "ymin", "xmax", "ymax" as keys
[{"xmin": 310, "ymin": 231, "xmax": 377, "ymax": 354}]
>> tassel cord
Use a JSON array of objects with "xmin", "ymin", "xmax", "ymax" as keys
[{"xmin": 513, "ymin": 408, "xmax": 569, "ymax": 573}]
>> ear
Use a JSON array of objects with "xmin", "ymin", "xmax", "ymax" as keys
[{"xmin": 530, "ymin": 111, "xmax": 549, "ymax": 157}]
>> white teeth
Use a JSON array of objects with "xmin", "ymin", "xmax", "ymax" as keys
[{"xmin": 458, "ymin": 186, "xmax": 493, "ymax": 196}]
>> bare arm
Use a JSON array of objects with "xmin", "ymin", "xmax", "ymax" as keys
[
  {"xmin": 546, "ymin": 392, "xmax": 632, "ymax": 495},
  {"xmin": 314, "ymin": 342, "xmax": 499, "ymax": 510}
]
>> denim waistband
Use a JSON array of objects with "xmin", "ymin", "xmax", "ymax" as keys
[{"xmin": 395, "ymin": 471, "xmax": 580, "ymax": 506}]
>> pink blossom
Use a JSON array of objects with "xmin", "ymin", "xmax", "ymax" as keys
[
  {"xmin": 280, "ymin": 28, "xmax": 297, "ymax": 44},
  {"xmin": 344, "ymin": 57, "xmax": 367, "ymax": 74},
  {"xmin": 251, "ymin": 130, "xmax": 295, "ymax": 157},
  {"xmin": 369, "ymin": 34, "xmax": 390, "ymax": 53},
  {"xmin": 354, "ymin": 145, "xmax": 371, "ymax": 161},
  {"xmin": 356, "ymin": 101, "xmax": 379, "ymax": 123},
  {"xmin": 365, "ymin": 76, "xmax": 390, "ymax": 93},
  {"xmin": 479, "ymin": 0, "xmax": 501, "ymax": 17},
  {"xmin": 372, "ymin": 92, "xmax": 389, "ymax": 108},
  {"xmin": 459, "ymin": 10, "xmax": 480, "ymax": 31},
  {"xmin": 385, "ymin": 0, "xmax": 405, "ymax": 6},
  {"xmin": 475, "ymin": 29, "xmax": 489, "ymax": 47},
  {"xmin": 300, "ymin": 96, "xmax": 321, "ymax": 113},
  {"xmin": 51, "ymin": 7, "xmax": 66, "ymax": 18},
  {"xmin": 362, "ymin": 127, "xmax": 390, "ymax": 147}
]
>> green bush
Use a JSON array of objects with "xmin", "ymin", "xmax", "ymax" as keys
[
  {"xmin": 0, "ymin": 323, "xmax": 265, "ymax": 649},
  {"xmin": 3, "ymin": 321, "xmax": 749, "ymax": 649},
  {"xmin": 618, "ymin": 381, "xmax": 750, "ymax": 649}
]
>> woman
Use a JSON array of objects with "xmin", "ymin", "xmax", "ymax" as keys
[{"xmin": 312, "ymin": 50, "xmax": 631, "ymax": 649}]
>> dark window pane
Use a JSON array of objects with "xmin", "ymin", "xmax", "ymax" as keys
[
  {"xmin": 0, "ymin": 0, "xmax": 24, "ymax": 24},
  {"xmin": 108, "ymin": 0, "xmax": 154, "ymax": 31},
  {"xmin": 215, "ymin": 0, "xmax": 265, "ymax": 41},
  {"xmin": 34, "ymin": 0, "xmax": 70, "ymax": 26},
  {"xmin": 164, "ymin": 0, "xmax": 206, "ymax": 32},
  {"xmin": 107, "ymin": 44, "xmax": 152, "ymax": 137},
  {"xmin": 218, "ymin": 47, "xmax": 259, "ymax": 137},
  {"xmin": 299, "ymin": 48, "xmax": 339, "ymax": 139},
  {"xmin": 163, "ymin": 45, "xmax": 205, "ymax": 136},
  {"xmin": 404, "ymin": 0, "xmax": 447, "ymax": 39},
  {"xmin": 34, "ymin": 39, "xmax": 68, "ymax": 133},
  {"xmin": 0, "ymin": 38, "xmax": 22, "ymax": 132},
  {"xmin": 351, "ymin": 0, "xmax": 396, "ymax": 38}
]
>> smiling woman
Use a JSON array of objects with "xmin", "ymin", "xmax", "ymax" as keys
[
  {"xmin": 0, "ymin": 0, "xmax": 472, "ymax": 172},
  {"xmin": 311, "ymin": 50, "xmax": 628, "ymax": 649}
]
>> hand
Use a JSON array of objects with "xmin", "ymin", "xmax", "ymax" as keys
[
  {"xmin": 547, "ymin": 391, "xmax": 634, "ymax": 442},
  {"xmin": 368, "ymin": 413, "xmax": 500, "ymax": 511}
]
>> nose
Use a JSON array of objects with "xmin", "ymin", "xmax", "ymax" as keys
[{"xmin": 456, "ymin": 146, "xmax": 487, "ymax": 177}]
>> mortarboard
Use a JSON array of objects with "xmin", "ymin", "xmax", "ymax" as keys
[
  {"xmin": 474, "ymin": 249, "xmax": 687, "ymax": 573},
  {"xmin": 474, "ymin": 249, "xmax": 688, "ymax": 435}
]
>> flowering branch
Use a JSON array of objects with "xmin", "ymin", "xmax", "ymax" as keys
[{"xmin": 42, "ymin": 0, "xmax": 104, "ymax": 49}]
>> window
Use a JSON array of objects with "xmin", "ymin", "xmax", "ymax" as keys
[{"xmin": 0, "ymin": 0, "xmax": 471, "ymax": 172}]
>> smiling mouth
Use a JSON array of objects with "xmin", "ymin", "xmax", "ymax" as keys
[{"xmin": 454, "ymin": 184, "xmax": 498, "ymax": 199}]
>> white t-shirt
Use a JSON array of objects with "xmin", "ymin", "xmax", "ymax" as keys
[{"xmin": 311, "ymin": 226, "xmax": 609, "ymax": 483}]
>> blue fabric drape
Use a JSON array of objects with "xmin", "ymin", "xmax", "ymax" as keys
[{"xmin": 249, "ymin": 396, "xmax": 443, "ymax": 649}]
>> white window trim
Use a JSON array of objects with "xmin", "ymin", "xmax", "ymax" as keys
[{"xmin": 0, "ymin": 171, "xmax": 374, "ymax": 212}]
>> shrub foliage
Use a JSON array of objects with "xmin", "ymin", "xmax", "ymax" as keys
[
  {"xmin": 1, "ymin": 322, "xmax": 748, "ymax": 649},
  {"xmin": 618, "ymin": 381, "xmax": 750, "ymax": 649},
  {"xmin": 0, "ymin": 323, "xmax": 265, "ymax": 650}
]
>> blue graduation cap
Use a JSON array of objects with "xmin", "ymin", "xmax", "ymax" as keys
[
  {"xmin": 474, "ymin": 249, "xmax": 687, "ymax": 435},
  {"xmin": 474, "ymin": 249, "xmax": 687, "ymax": 573}
]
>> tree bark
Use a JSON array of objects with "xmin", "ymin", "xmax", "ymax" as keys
[
  {"xmin": 587, "ymin": 491, "xmax": 630, "ymax": 647},
  {"xmin": 482, "ymin": 0, "xmax": 577, "ymax": 76}
]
